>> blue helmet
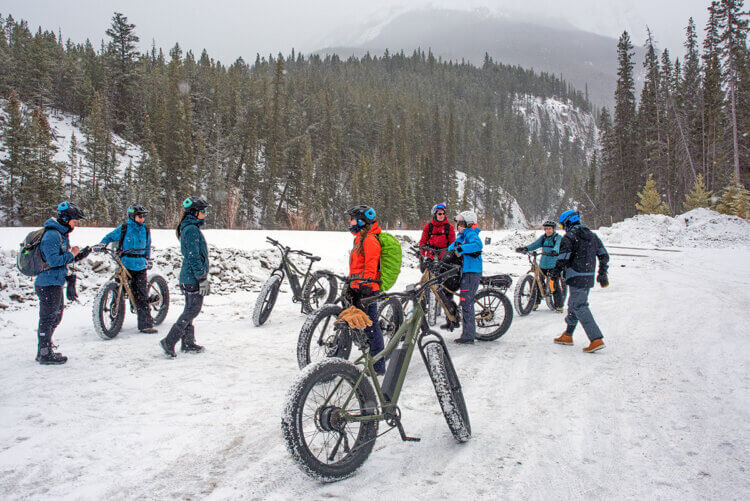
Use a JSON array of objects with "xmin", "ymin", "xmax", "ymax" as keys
[
  {"xmin": 558, "ymin": 210, "xmax": 580, "ymax": 229},
  {"xmin": 431, "ymin": 203, "xmax": 447, "ymax": 217}
]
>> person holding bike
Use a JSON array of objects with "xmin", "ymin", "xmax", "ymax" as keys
[
  {"xmin": 35, "ymin": 202, "xmax": 91, "ymax": 365},
  {"xmin": 447, "ymin": 210, "xmax": 483, "ymax": 345},
  {"xmin": 93, "ymin": 205, "xmax": 157, "ymax": 333},
  {"xmin": 516, "ymin": 220, "xmax": 563, "ymax": 311},
  {"xmin": 160, "ymin": 197, "xmax": 211, "ymax": 358},
  {"xmin": 419, "ymin": 203, "xmax": 456, "ymax": 268},
  {"xmin": 346, "ymin": 205, "xmax": 386, "ymax": 374},
  {"xmin": 551, "ymin": 210, "xmax": 609, "ymax": 353}
]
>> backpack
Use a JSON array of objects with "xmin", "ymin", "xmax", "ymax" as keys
[
  {"xmin": 117, "ymin": 222, "xmax": 151, "ymax": 255},
  {"xmin": 376, "ymin": 232, "xmax": 402, "ymax": 291},
  {"xmin": 427, "ymin": 221, "xmax": 450, "ymax": 241},
  {"xmin": 17, "ymin": 228, "xmax": 56, "ymax": 276}
]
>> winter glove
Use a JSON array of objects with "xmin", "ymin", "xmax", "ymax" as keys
[
  {"xmin": 358, "ymin": 283, "xmax": 374, "ymax": 296},
  {"xmin": 146, "ymin": 259, "xmax": 154, "ymax": 270},
  {"xmin": 65, "ymin": 274, "xmax": 78, "ymax": 302},
  {"xmin": 198, "ymin": 278, "xmax": 211, "ymax": 296},
  {"xmin": 515, "ymin": 247, "xmax": 527, "ymax": 254},
  {"xmin": 336, "ymin": 306, "xmax": 373, "ymax": 330},
  {"xmin": 597, "ymin": 273, "xmax": 609, "ymax": 288},
  {"xmin": 74, "ymin": 246, "xmax": 91, "ymax": 262},
  {"xmin": 92, "ymin": 243, "xmax": 106, "ymax": 253}
]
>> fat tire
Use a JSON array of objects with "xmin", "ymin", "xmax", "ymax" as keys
[
  {"xmin": 377, "ymin": 297, "xmax": 405, "ymax": 345},
  {"xmin": 281, "ymin": 358, "xmax": 378, "ymax": 482},
  {"xmin": 297, "ymin": 304, "xmax": 351, "ymax": 369},
  {"xmin": 253, "ymin": 274, "xmax": 282, "ymax": 326},
  {"xmin": 474, "ymin": 289, "xmax": 513, "ymax": 341},
  {"xmin": 93, "ymin": 281, "xmax": 125, "ymax": 340},
  {"xmin": 423, "ymin": 342, "xmax": 471, "ymax": 442},
  {"xmin": 301, "ymin": 271, "xmax": 338, "ymax": 314},
  {"xmin": 513, "ymin": 274, "xmax": 537, "ymax": 316},
  {"xmin": 148, "ymin": 274, "xmax": 170, "ymax": 325}
]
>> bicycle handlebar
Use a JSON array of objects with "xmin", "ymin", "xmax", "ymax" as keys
[{"xmin": 266, "ymin": 237, "xmax": 320, "ymax": 261}]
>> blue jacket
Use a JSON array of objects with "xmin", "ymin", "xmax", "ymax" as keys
[
  {"xmin": 449, "ymin": 225, "xmax": 483, "ymax": 274},
  {"xmin": 178, "ymin": 215, "xmax": 209, "ymax": 285},
  {"xmin": 35, "ymin": 218, "xmax": 74, "ymax": 287},
  {"xmin": 526, "ymin": 232, "xmax": 561, "ymax": 270},
  {"xmin": 101, "ymin": 219, "xmax": 151, "ymax": 271},
  {"xmin": 554, "ymin": 224, "xmax": 609, "ymax": 289}
]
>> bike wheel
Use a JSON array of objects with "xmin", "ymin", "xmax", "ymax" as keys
[
  {"xmin": 282, "ymin": 359, "xmax": 378, "ymax": 482},
  {"xmin": 92, "ymin": 281, "xmax": 125, "ymax": 340},
  {"xmin": 513, "ymin": 274, "xmax": 537, "ymax": 316},
  {"xmin": 473, "ymin": 289, "xmax": 513, "ymax": 341},
  {"xmin": 253, "ymin": 274, "xmax": 282, "ymax": 326},
  {"xmin": 421, "ymin": 288, "xmax": 439, "ymax": 327},
  {"xmin": 297, "ymin": 305, "xmax": 352, "ymax": 369},
  {"xmin": 148, "ymin": 275, "xmax": 170, "ymax": 325},
  {"xmin": 378, "ymin": 297, "xmax": 404, "ymax": 344},
  {"xmin": 423, "ymin": 341, "xmax": 471, "ymax": 442},
  {"xmin": 301, "ymin": 271, "xmax": 338, "ymax": 314}
]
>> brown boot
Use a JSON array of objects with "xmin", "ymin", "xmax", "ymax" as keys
[
  {"xmin": 554, "ymin": 333, "xmax": 573, "ymax": 345},
  {"xmin": 583, "ymin": 339, "xmax": 605, "ymax": 353}
]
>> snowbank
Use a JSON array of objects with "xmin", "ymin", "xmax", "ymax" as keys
[{"xmin": 597, "ymin": 209, "xmax": 750, "ymax": 249}]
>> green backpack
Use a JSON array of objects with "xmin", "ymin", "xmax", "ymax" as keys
[{"xmin": 377, "ymin": 232, "xmax": 402, "ymax": 291}]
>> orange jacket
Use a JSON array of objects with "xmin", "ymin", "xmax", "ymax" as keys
[{"xmin": 349, "ymin": 221, "xmax": 382, "ymax": 291}]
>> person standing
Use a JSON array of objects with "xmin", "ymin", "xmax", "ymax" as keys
[
  {"xmin": 35, "ymin": 202, "xmax": 90, "ymax": 364},
  {"xmin": 419, "ymin": 203, "xmax": 456, "ymax": 265},
  {"xmin": 94, "ymin": 205, "xmax": 157, "ymax": 333},
  {"xmin": 448, "ymin": 210, "xmax": 483, "ymax": 345},
  {"xmin": 160, "ymin": 197, "xmax": 211, "ymax": 357},
  {"xmin": 551, "ymin": 210, "xmax": 609, "ymax": 353},
  {"xmin": 516, "ymin": 220, "xmax": 563, "ymax": 311},
  {"xmin": 346, "ymin": 205, "xmax": 386, "ymax": 374}
]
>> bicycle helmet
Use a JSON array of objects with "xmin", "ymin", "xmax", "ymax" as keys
[
  {"xmin": 542, "ymin": 220, "xmax": 556, "ymax": 228},
  {"xmin": 431, "ymin": 203, "xmax": 447, "ymax": 217},
  {"xmin": 455, "ymin": 210, "xmax": 478, "ymax": 226},
  {"xmin": 558, "ymin": 210, "xmax": 581, "ymax": 229},
  {"xmin": 347, "ymin": 205, "xmax": 377, "ymax": 227},
  {"xmin": 56, "ymin": 201, "xmax": 86, "ymax": 222},
  {"xmin": 127, "ymin": 204, "xmax": 149, "ymax": 220},
  {"xmin": 183, "ymin": 196, "xmax": 211, "ymax": 215}
]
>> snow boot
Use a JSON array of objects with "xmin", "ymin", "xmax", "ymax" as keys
[
  {"xmin": 440, "ymin": 319, "xmax": 460, "ymax": 331},
  {"xmin": 554, "ymin": 333, "xmax": 574, "ymax": 345},
  {"xmin": 37, "ymin": 344, "xmax": 67, "ymax": 365},
  {"xmin": 160, "ymin": 338, "xmax": 176, "ymax": 358},
  {"xmin": 583, "ymin": 339, "xmax": 605, "ymax": 353},
  {"xmin": 454, "ymin": 337, "xmax": 474, "ymax": 345},
  {"xmin": 180, "ymin": 327, "xmax": 204, "ymax": 353},
  {"xmin": 140, "ymin": 327, "xmax": 158, "ymax": 334}
]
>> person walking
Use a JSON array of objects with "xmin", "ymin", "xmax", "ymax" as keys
[
  {"xmin": 448, "ymin": 210, "xmax": 483, "ymax": 345},
  {"xmin": 34, "ymin": 202, "xmax": 90, "ymax": 364},
  {"xmin": 94, "ymin": 205, "xmax": 157, "ymax": 333},
  {"xmin": 551, "ymin": 210, "xmax": 609, "ymax": 353},
  {"xmin": 346, "ymin": 205, "xmax": 386, "ymax": 374},
  {"xmin": 160, "ymin": 197, "xmax": 211, "ymax": 357}
]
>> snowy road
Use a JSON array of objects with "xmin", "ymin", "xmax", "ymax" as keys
[{"xmin": 1, "ymin": 232, "xmax": 749, "ymax": 499}]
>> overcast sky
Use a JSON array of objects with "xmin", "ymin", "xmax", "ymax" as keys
[{"xmin": 2, "ymin": 0, "xmax": 710, "ymax": 64}]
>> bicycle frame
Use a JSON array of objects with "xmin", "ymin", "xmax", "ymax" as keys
[
  {"xmin": 108, "ymin": 252, "xmax": 138, "ymax": 311},
  {"xmin": 526, "ymin": 252, "xmax": 552, "ymax": 300},
  {"xmin": 270, "ymin": 244, "xmax": 317, "ymax": 301}
]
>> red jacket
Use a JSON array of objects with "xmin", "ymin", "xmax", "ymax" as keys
[
  {"xmin": 419, "ymin": 219, "xmax": 456, "ymax": 259},
  {"xmin": 349, "ymin": 221, "xmax": 382, "ymax": 291}
]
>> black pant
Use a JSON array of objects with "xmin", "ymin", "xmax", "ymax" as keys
[
  {"xmin": 539, "ymin": 268, "xmax": 563, "ymax": 308},
  {"xmin": 164, "ymin": 284, "xmax": 203, "ymax": 347},
  {"xmin": 129, "ymin": 269, "xmax": 154, "ymax": 330},
  {"xmin": 36, "ymin": 285, "xmax": 64, "ymax": 354}
]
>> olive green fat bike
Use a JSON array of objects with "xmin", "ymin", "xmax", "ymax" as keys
[
  {"xmin": 92, "ymin": 247, "xmax": 169, "ymax": 339},
  {"xmin": 513, "ymin": 250, "xmax": 567, "ymax": 316},
  {"xmin": 282, "ymin": 269, "xmax": 470, "ymax": 482},
  {"xmin": 253, "ymin": 237, "xmax": 338, "ymax": 326},
  {"xmin": 415, "ymin": 245, "xmax": 513, "ymax": 341}
]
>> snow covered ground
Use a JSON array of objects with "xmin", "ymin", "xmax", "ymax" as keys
[{"xmin": 1, "ymin": 211, "xmax": 749, "ymax": 499}]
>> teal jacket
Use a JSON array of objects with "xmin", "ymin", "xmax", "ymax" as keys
[
  {"xmin": 448, "ymin": 225, "xmax": 483, "ymax": 273},
  {"xmin": 526, "ymin": 232, "xmax": 561, "ymax": 270},
  {"xmin": 35, "ymin": 218, "xmax": 74, "ymax": 287},
  {"xmin": 101, "ymin": 219, "xmax": 151, "ymax": 271},
  {"xmin": 178, "ymin": 215, "xmax": 209, "ymax": 285}
]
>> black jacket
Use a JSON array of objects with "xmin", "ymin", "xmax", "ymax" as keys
[{"xmin": 554, "ymin": 224, "xmax": 609, "ymax": 289}]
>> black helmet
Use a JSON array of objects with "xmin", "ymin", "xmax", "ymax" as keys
[
  {"xmin": 56, "ymin": 201, "xmax": 86, "ymax": 222},
  {"xmin": 542, "ymin": 220, "xmax": 556, "ymax": 228},
  {"xmin": 347, "ymin": 205, "xmax": 377, "ymax": 227},
  {"xmin": 127, "ymin": 204, "xmax": 149, "ymax": 220},
  {"xmin": 182, "ymin": 196, "xmax": 210, "ymax": 215}
]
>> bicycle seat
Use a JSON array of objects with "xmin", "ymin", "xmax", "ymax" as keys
[{"xmin": 309, "ymin": 256, "xmax": 321, "ymax": 262}]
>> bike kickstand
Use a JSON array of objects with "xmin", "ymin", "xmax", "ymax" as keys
[{"xmin": 394, "ymin": 418, "xmax": 421, "ymax": 442}]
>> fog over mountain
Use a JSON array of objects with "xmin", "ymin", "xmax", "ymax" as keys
[{"xmin": 319, "ymin": 8, "xmax": 648, "ymax": 107}]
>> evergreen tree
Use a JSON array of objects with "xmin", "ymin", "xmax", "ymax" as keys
[
  {"xmin": 105, "ymin": 12, "xmax": 140, "ymax": 135},
  {"xmin": 682, "ymin": 173, "xmax": 713, "ymax": 211},
  {"xmin": 82, "ymin": 91, "xmax": 111, "ymax": 222},
  {"xmin": 635, "ymin": 173, "xmax": 670, "ymax": 215},
  {"xmin": 21, "ymin": 107, "xmax": 61, "ymax": 223},
  {"xmin": 0, "ymin": 90, "xmax": 28, "ymax": 224},
  {"xmin": 715, "ymin": 172, "xmax": 750, "ymax": 217},
  {"xmin": 67, "ymin": 132, "xmax": 80, "ymax": 199}
]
